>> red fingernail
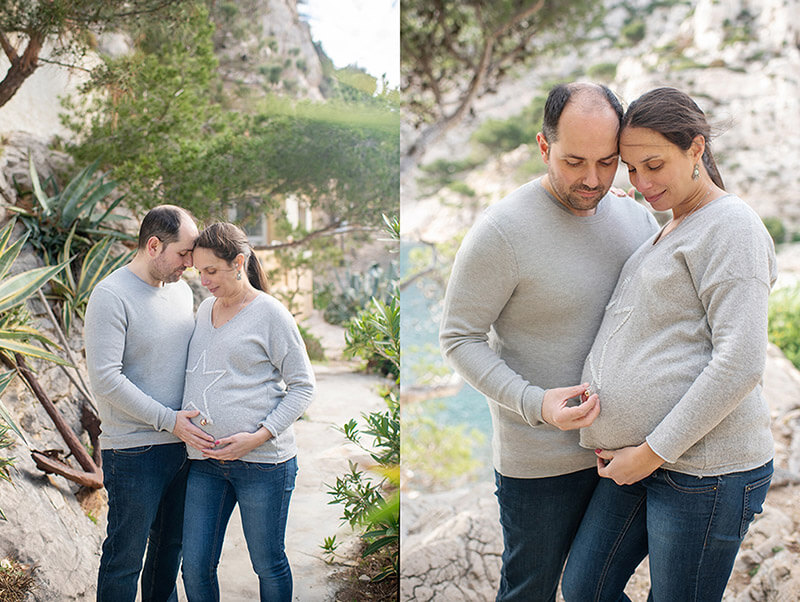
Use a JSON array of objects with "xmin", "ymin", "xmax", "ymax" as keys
[
  {"xmin": 214, "ymin": 440, "xmax": 220, "ymax": 445},
  {"xmin": 595, "ymin": 449, "xmax": 602, "ymax": 454}
]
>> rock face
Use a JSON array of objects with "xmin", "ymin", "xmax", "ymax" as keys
[
  {"xmin": 212, "ymin": 0, "xmax": 325, "ymax": 101},
  {"xmin": 400, "ymin": 345, "xmax": 800, "ymax": 601},
  {"xmin": 0, "ymin": 247, "xmax": 105, "ymax": 600}
]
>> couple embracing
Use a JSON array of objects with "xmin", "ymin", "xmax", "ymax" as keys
[
  {"xmin": 85, "ymin": 207, "xmax": 315, "ymax": 601},
  {"xmin": 440, "ymin": 82, "xmax": 776, "ymax": 601}
]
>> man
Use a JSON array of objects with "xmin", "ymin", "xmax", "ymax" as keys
[
  {"xmin": 85, "ymin": 205, "xmax": 215, "ymax": 602},
  {"xmin": 439, "ymin": 83, "xmax": 658, "ymax": 601}
]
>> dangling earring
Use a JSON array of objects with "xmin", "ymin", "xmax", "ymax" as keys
[
  {"xmin": 236, "ymin": 270, "xmax": 242, "ymax": 281},
  {"xmin": 692, "ymin": 164, "xmax": 700, "ymax": 180}
]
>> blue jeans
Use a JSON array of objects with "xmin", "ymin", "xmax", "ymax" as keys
[
  {"xmin": 495, "ymin": 467, "xmax": 599, "ymax": 602},
  {"xmin": 97, "ymin": 442, "xmax": 188, "ymax": 602},
  {"xmin": 562, "ymin": 460, "xmax": 773, "ymax": 602},
  {"xmin": 181, "ymin": 457, "xmax": 297, "ymax": 602}
]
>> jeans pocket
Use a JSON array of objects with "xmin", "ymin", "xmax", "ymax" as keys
[
  {"xmin": 661, "ymin": 470, "xmax": 719, "ymax": 494},
  {"xmin": 740, "ymin": 472, "xmax": 772, "ymax": 538}
]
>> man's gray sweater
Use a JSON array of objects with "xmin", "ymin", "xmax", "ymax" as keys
[
  {"xmin": 440, "ymin": 178, "xmax": 658, "ymax": 478},
  {"xmin": 182, "ymin": 292, "xmax": 315, "ymax": 464},
  {"xmin": 85, "ymin": 266, "xmax": 195, "ymax": 449},
  {"xmin": 580, "ymin": 194, "xmax": 776, "ymax": 476}
]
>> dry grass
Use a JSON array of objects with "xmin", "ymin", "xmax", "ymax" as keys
[
  {"xmin": 0, "ymin": 557, "xmax": 35, "ymax": 602},
  {"xmin": 333, "ymin": 544, "xmax": 398, "ymax": 601}
]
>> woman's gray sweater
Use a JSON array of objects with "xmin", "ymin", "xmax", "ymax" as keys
[
  {"xmin": 580, "ymin": 194, "xmax": 776, "ymax": 476},
  {"xmin": 182, "ymin": 292, "xmax": 315, "ymax": 464}
]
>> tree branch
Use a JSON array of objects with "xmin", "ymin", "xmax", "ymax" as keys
[
  {"xmin": 14, "ymin": 354, "xmax": 103, "ymax": 489},
  {"xmin": 252, "ymin": 222, "xmax": 378, "ymax": 251}
]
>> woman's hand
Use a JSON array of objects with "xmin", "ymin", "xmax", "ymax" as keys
[
  {"xmin": 595, "ymin": 442, "xmax": 664, "ymax": 485},
  {"xmin": 201, "ymin": 427, "xmax": 273, "ymax": 461}
]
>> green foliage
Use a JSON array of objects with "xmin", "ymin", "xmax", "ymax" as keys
[
  {"xmin": 402, "ymin": 0, "xmax": 600, "ymax": 129},
  {"xmin": 0, "ymin": 0, "xmax": 185, "ymax": 108},
  {"xmin": 403, "ymin": 402, "xmax": 486, "ymax": 489},
  {"xmin": 0, "ymin": 220, "xmax": 70, "ymax": 367},
  {"xmin": 447, "ymin": 181, "xmax": 476, "ymax": 197},
  {"xmin": 65, "ymin": 4, "xmax": 399, "ymax": 230},
  {"xmin": 762, "ymin": 217, "xmax": 786, "ymax": 245},
  {"xmin": 297, "ymin": 325, "xmax": 325, "ymax": 362},
  {"xmin": 326, "ymin": 216, "xmax": 399, "ymax": 586},
  {"xmin": 417, "ymin": 157, "xmax": 482, "ymax": 193},
  {"xmin": 621, "ymin": 19, "xmax": 646, "ymax": 45},
  {"xmin": 322, "ymin": 262, "xmax": 399, "ymax": 329},
  {"xmin": 472, "ymin": 118, "xmax": 531, "ymax": 154},
  {"xmin": 8, "ymin": 157, "xmax": 130, "ymax": 264},
  {"xmin": 587, "ymin": 62, "xmax": 618, "ymax": 81},
  {"xmin": 471, "ymin": 94, "xmax": 546, "ymax": 154},
  {"xmin": 0, "ymin": 219, "xmax": 75, "ymax": 521},
  {"xmin": 48, "ymin": 231, "xmax": 133, "ymax": 334},
  {"xmin": 768, "ymin": 286, "xmax": 800, "ymax": 370},
  {"xmin": 344, "ymin": 293, "xmax": 400, "ymax": 380}
]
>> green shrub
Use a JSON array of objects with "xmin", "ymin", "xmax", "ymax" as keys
[
  {"xmin": 472, "ymin": 118, "xmax": 531, "ymax": 153},
  {"xmin": 768, "ymin": 286, "xmax": 800, "ymax": 370},
  {"xmin": 325, "ymin": 216, "xmax": 398, "ymax": 587},
  {"xmin": 621, "ymin": 20, "xmax": 646, "ymax": 44},
  {"xmin": 447, "ymin": 181, "xmax": 476, "ymax": 197},
  {"xmin": 297, "ymin": 324, "xmax": 325, "ymax": 362},
  {"xmin": 587, "ymin": 62, "xmax": 618, "ymax": 81},
  {"xmin": 762, "ymin": 217, "xmax": 786, "ymax": 245},
  {"xmin": 321, "ymin": 261, "xmax": 399, "ymax": 327},
  {"xmin": 417, "ymin": 157, "xmax": 482, "ymax": 192}
]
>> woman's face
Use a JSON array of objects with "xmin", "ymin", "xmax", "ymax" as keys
[
  {"xmin": 193, "ymin": 247, "xmax": 242, "ymax": 298},
  {"xmin": 619, "ymin": 126, "xmax": 699, "ymax": 213}
]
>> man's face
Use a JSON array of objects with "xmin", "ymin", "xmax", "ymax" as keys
[
  {"xmin": 537, "ymin": 103, "xmax": 620, "ymax": 215},
  {"xmin": 150, "ymin": 219, "xmax": 198, "ymax": 283}
]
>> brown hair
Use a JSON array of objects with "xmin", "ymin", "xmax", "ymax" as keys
[
  {"xmin": 622, "ymin": 87, "xmax": 725, "ymax": 189},
  {"xmin": 195, "ymin": 222, "xmax": 268, "ymax": 292},
  {"xmin": 137, "ymin": 205, "xmax": 194, "ymax": 250}
]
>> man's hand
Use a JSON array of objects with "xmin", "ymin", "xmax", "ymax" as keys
[
  {"xmin": 596, "ymin": 442, "xmax": 665, "ymax": 485},
  {"xmin": 541, "ymin": 384, "xmax": 600, "ymax": 430},
  {"xmin": 172, "ymin": 409, "xmax": 216, "ymax": 451},
  {"xmin": 201, "ymin": 427, "xmax": 273, "ymax": 461}
]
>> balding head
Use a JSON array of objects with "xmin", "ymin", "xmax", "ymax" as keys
[{"xmin": 541, "ymin": 82, "xmax": 623, "ymax": 144}]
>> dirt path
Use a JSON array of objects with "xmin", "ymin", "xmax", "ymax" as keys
[{"xmin": 172, "ymin": 315, "xmax": 387, "ymax": 601}]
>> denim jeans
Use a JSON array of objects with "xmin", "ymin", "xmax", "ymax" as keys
[
  {"xmin": 181, "ymin": 456, "xmax": 297, "ymax": 602},
  {"xmin": 561, "ymin": 460, "xmax": 773, "ymax": 602},
  {"xmin": 494, "ymin": 467, "xmax": 599, "ymax": 602},
  {"xmin": 97, "ymin": 442, "xmax": 188, "ymax": 602}
]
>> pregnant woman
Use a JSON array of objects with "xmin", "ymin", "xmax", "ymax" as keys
[
  {"xmin": 181, "ymin": 222, "xmax": 315, "ymax": 602},
  {"xmin": 561, "ymin": 87, "xmax": 776, "ymax": 601}
]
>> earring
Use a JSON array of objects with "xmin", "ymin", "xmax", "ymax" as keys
[
  {"xmin": 692, "ymin": 164, "xmax": 700, "ymax": 180},
  {"xmin": 236, "ymin": 271, "xmax": 242, "ymax": 280}
]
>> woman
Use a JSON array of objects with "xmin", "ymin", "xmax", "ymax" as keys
[
  {"xmin": 561, "ymin": 88, "xmax": 776, "ymax": 601},
  {"xmin": 180, "ymin": 222, "xmax": 315, "ymax": 602}
]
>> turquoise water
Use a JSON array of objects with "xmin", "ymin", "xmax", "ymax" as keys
[{"xmin": 400, "ymin": 242, "xmax": 493, "ymax": 483}]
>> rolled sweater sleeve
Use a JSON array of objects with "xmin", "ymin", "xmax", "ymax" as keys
[
  {"xmin": 439, "ymin": 215, "xmax": 546, "ymax": 426},
  {"xmin": 85, "ymin": 287, "xmax": 177, "ymax": 433},
  {"xmin": 257, "ymin": 306, "xmax": 315, "ymax": 438},
  {"xmin": 646, "ymin": 220, "xmax": 776, "ymax": 463}
]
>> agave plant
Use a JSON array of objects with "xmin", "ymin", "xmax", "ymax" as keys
[
  {"xmin": 0, "ymin": 219, "xmax": 70, "ymax": 367},
  {"xmin": 7, "ymin": 156, "xmax": 132, "ymax": 263},
  {"xmin": 48, "ymin": 227, "xmax": 134, "ymax": 334},
  {"xmin": 0, "ymin": 219, "xmax": 70, "ymax": 520}
]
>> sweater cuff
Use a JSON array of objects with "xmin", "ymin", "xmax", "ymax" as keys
[
  {"xmin": 257, "ymin": 420, "xmax": 279, "ymax": 439},
  {"xmin": 645, "ymin": 433, "xmax": 677, "ymax": 464},
  {"xmin": 158, "ymin": 408, "xmax": 178, "ymax": 434},
  {"xmin": 522, "ymin": 386, "xmax": 546, "ymax": 427}
]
